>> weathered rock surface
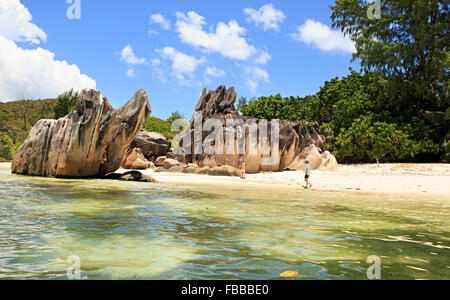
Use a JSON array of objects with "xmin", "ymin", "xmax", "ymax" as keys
[
  {"xmin": 179, "ymin": 85, "xmax": 337, "ymax": 173},
  {"xmin": 163, "ymin": 158, "xmax": 179, "ymax": 169},
  {"xmin": 130, "ymin": 130, "xmax": 170, "ymax": 158},
  {"xmin": 104, "ymin": 171, "xmax": 156, "ymax": 182},
  {"xmin": 155, "ymin": 156, "xmax": 167, "ymax": 166},
  {"xmin": 287, "ymin": 145, "xmax": 338, "ymax": 171},
  {"xmin": 168, "ymin": 165, "xmax": 184, "ymax": 173},
  {"xmin": 121, "ymin": 148, "xmax": 152, "ymax": 170},
  {"xmin": 181, "ymin": 165, "xmax": 240, "ymax": 177},
  {"xmin": 12, "ymin": 89, "xmax": 151, "ymax": 177}
]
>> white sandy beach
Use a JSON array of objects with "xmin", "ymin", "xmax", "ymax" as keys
[
  {"xmin": 3, "ymin": 162, "xmax": 449, "ymax": 198},
  {"xmin": 119, "ymin": 164, "xmax": 450, "ymax": 198}
]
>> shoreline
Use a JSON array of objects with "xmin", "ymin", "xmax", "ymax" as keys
[
  {"xmin": 127, "ymin": 163, "xmax": 450, "ymax": 198},
  {"xmin": 2, "ymin": 162, "xmax": 450, "ymax": 198}
]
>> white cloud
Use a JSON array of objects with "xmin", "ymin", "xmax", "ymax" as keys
[
  {"xmin": 150, "ymin": 13, "xmax": 171, "ymax": 30},
  {"xmin": 0, "ymin": 0, "xmax": 95, "ymax": 101},
  {"xmin": 244, "ymin": 4, "xmax": 286, "ymax": 32},
  {"xmin": 126, "ymin": 68, "xmax": 135, "ymax": 77},
  {"xmin": 148, "ymin": 29, "xmax": 159, "ymax": 35},
  {"xmin": 255, "ymin": 51, "xmax": 271, "ymax": 64},
  {"xmin": 151, "ymin": 58, "xmax": 161, "ymax": 66},
  {"xmin": 243, "ymin": 66, "xmax": 269, "ymax": 93},
  {"xmin": 0, "ymin": 0, "xmax": 47, "ymax": 44},
  {"xmin": 205, "ymin": 66, "xmax": 225, "ymax": 78},
  {"xmin": 175, "ymin": 11, "xmax": 256, "ymax": 60},
  {"xmin": 291, "ymin": 19, "xmax": 355, "ymax": 53},
  {"xmin": 156, "ymin": 47, "xmax": 206, "ymax": 86},
  {"xmin": 158, "ymin": 47, "xmax": 205, "ymax": 76},
  {"xmin": 0, "ymin": 34, "xmax": 96, "ymax": 101},
  {"xmin": 120, "ymin": 45, "xmax": 147, "ymax": 65}
]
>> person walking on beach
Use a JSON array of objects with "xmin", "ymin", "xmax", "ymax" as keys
[
  {"xmin": 241, "ymin": 157, "xmax": 247, "ymax": 179},
  {"xmin": 304, "ymin": 160, "xmax": 312, "ymax": 189}
]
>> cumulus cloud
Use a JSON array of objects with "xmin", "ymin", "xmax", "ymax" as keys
[
  {"xmin": 150, "ymin": 13, "xmax": 171, "ymax": 30},
  {"xmin": 243, "ymin": 66, "xmax": 269, "ymax": 93},
  {"xmin": 0, "ymin": 0, "xmax": 47, "ymax": 44},
  {"xmin": 175, "ymin": 11, "xmax": 256, "ymax": 60},
  {"xmin": 244, "ymin": 4, "xmax": 286, "ymax": 32},
  {"xmin": 255, "ymin": 51, "xmax": 271, "ymax": 64},
  {"xmin": 204, "ymin": 66, "xmax": 225, "ymax": 78},
  {"xmin": 155, "ymin": 47, "xmax": 206, "ymax": 86},
  {"xmin": 120, "ymin": 45, "xmax": 147, "ymax": 65},
  {"xmin": 291, "ymin": 19, "xmax": 355, "ymax": 53},
  {"xmin": 0, "ymin": 0, "xmax": 95, "ymax": 101},
  {"xmin": 158, "ymin": 47, "xmax": 205, "ymax": 76},
  {"xmin": 0, "ymin": 35, "xmax": 96, "ymax": 101},
  {"xmin": 203, "ymin": 66, "xmax": 226, "ymax": 85},
  {"xmin": 125, "ymin": 68, "xmax": 136, "ymax": 77}
]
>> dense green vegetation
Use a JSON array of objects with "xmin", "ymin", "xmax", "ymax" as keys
[
  {"xmin": 0, "ymin": 98, "xmax": 57, "ymax": 160},
  {"xmin": 0, "ymin": 88, "xmax": 79, "ymax": 160},
  {"xmin": 53, "ymin": 89, "xmax": 79, "ymax": 119},
  {"xmin": 239, "ymin": 0, "xmax": 449, "ymax": 163},
  {"xmin": 143, "ymin": 111, "xmax": 185, "ymax": 140}
]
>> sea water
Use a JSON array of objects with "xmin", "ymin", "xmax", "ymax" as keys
[{"xmin": 0, "ymin": 164, "xmax": 448, "ymax": 280}]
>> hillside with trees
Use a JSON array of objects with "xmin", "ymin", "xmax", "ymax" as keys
[{"xmin": 0, "ymin": 98, "xmax": 57, "ymax": 160}]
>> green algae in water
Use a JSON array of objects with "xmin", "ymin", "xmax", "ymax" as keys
[{"xmin": 0, "ymin": 164, "xmax": 449, "ymax": 280}]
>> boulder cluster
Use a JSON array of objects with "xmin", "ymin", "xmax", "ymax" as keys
[
  {"xmin": 122, "ymin": 85, "xmax": 338, "ymax": 175},
  {"xmin": 12, "ymin": 85, "xmax": 338, "ymax": 179},
  {"xmin": 120, "ymin": 130, "xmax": 241, "ymax": 177}
]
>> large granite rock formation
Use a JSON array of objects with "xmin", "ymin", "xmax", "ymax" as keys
[
  {"xmin": 130, "ymin": 130, "xmax": 170, "ymax": 158},
  {"xmin": 11, "ymin": 89, "xmax": 151, "ymax": 177},
  {"xmin": 179, "ymin": 85, "xmax": 337, "ymax": 173}
]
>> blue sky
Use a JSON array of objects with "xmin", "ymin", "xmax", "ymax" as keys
[{"xmin": 1, "ymin": 0, "xmax": 359, "ymax": 119}]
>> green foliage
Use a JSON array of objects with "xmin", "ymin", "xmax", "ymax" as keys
[
  {"xmin": 236, "ymin": 97, "xmax": 249, "ymax": 112},
  {"xmin": 53, "ymin": 89, "xmax": 79, "ymax": 119},
  {"xmin": 166, "ymin": 111, "xmax": 184, "ymax": 125},
  {"xmin": 239, "ymin": 70, "xmax": 441, "ymax": 163},
  {"xmin": 330, "ymin": 0, "xmax": 449, "ymax": 161},
  {"xmin": 237, "ymin": 1, "xmax": 448, "ymax": 163},
  {"xmin": 0, "ymin": 133, "xmax": 14, "ymax": 160},
  {"xmin": 330, "ymin": 115, "xmax": 437, "ymax": 163},
  {"xmin": 0, "ymin": 98, "xmax": 56, "ymax": 160},
  {"xmin": 143, "ymin": 117, "xmax": 174, "ymax": 138},
  {"xmin": 239, "ymin": 94, "xmax": 319, "ymax": 122},
  {"xmin": 143, "ymin": 111, "xmax": 186, "ymax": 139},
  {"xmin": 331, "ymin": 0, "xmax": 449, "ymax": 111}
]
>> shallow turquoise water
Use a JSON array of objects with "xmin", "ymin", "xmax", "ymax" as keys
[{"xmin": 0, "ymin": 164, "xmax": 449, "ymax": 280}]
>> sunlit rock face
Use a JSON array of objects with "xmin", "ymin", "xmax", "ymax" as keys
[
  {"xmin": 179, "ymin": 85, "xmax": 337, "ymax": 173},
  {"xmin": 121, "ymin": 148, "xmax": 152, "ymax": 170},
  {"xmin": 12, "ymin": 89, "xmax": 151, "ymax": 177},
  {"xmin": 131, "ymin": 130, "xmax": 171, "ymax": 159}
]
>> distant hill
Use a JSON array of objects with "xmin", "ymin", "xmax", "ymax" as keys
[{"xmin": 0, "ymin": 98, "xmax": 57, "ymax": 160}]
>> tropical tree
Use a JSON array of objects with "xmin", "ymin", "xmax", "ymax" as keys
[
  {"xmin": 331, "ymin": 0, "xmax": 449, "ymax": 111},
  {"xmin": 53, "ymin": 89, "xmax": 79, "ymax": 119}
]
